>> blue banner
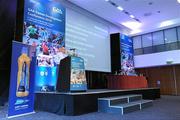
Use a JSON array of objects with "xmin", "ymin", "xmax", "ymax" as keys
[
  {"xmin": 8, "ymin": 41, "xmax": 36, "ymax": 118},
  {"xmin": 120, "ymin": 34, "xmax": 134, "ymax": 74},
  {"xmin": 22, "ymin": 0, "xmax": 66, "ymax": 91},
  {"xmin": 70, "ymin": 57, "xmax": 87, "ymax": 91},
  {"xmin": 35, "ymin": 66, "xmax": 57, "ymax": 91}
]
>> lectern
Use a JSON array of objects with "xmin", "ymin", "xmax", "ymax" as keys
[{"xmin": 56, "ymin": 56, "xmax": 87, "ymax": 92}]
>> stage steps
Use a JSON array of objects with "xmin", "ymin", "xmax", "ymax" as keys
[{"xmin": 98, "ymin": 94, "xmax": 153, "ymax": 114}]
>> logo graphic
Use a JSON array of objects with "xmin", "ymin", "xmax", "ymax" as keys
[{"xmin": 53, "ymin": 7, "xmax": 63, "ymax": 14}]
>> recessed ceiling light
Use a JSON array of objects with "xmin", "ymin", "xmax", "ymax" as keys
[
  {"xmin": 130, "ymin": 29, "xmax": 142, "ymax": 34},
  {"xmin": 130, "ymin": 15, "xmax": 135, "ymax": 18},
  {"xmin": 105, "ymin": 0, "xmax": 109, "ymax": 2},
  {"xmin": 122, "ymin": 21, "xmax": 142, "ymax": 30},
  {"xmin": 159, "ymin": 20, "xmax": 174, "ymax": 27},
  {"xmin": 117, "ymin": 6, "xmax": 124, "ymax": 11},
  {"xmin": 177, "ymin": 0, "xmax": 180, "ymax": 3}
]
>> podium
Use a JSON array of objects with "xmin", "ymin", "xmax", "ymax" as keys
[{"xmin": 56, "ymin": 56, "xmax": 87, "ymax": 92}]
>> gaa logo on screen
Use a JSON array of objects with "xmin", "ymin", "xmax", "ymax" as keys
[{"xmin": 53, "ymin": 7, "xmax": 63, "ymax": 14}]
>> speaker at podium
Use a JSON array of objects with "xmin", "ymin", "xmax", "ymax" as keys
[{"xmin": 56, "ymin": 56, "xmax": 87, "ymax": 92}]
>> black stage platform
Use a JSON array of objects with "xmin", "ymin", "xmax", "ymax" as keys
[{"xmin": 35, "ymin": 88, "xmax": 160, "ymax": 116}]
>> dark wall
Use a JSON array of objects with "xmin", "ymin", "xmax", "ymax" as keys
[{"xmin": 0, "ymin": 0, "xmax": 17, "ymax": 97}]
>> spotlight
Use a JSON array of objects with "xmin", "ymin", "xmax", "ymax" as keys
[
  {"xmin": 122, "ymin": 21, "xmax": 142, "ymax": 29},
  {"xmin": 117, "ymin": 6, "xmax": 124, "ymax": 11},
  {"xmin": 159, "ymin": 20, "xmax": 174, "ymax": 27},
  {"xmin": 130, "ymin": 15, "xmax": 135, "ymax": 18},
  {"xmin": 130, "ymin": 29, "xmax": 142, "ymax": 34}
]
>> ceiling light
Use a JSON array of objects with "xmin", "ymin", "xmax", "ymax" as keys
[
  {"xmin": 130, "ymin": 15, "xmax": 135, "ymax": 18},
  {"xmin": 105, "ymin": 0, "xmax": 109, "ymax": 2},
  {"xmin": 130, "ymin": 29, "xmax": 142, "ymax": 34},
  {"xmin": 117, "ymin": 6, "xmax": 124, "ymax": 11},
  {"xmin": 122, "ymin": 21, "xmax": 142, "ymax": 30},
  {"xmin": 177, "ymin": 0, "xmax": 180, "ymax": 3},
  {"xmin": 159, "ymin": 20, "xmax": 174, "ymax": 27}
]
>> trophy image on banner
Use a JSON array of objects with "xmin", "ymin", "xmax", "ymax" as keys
[{"xmin": 16, "ymin": 47, "xmax": 30, "ymax": 97}]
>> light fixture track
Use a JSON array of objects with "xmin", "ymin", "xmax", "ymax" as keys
[{"xmin": 105, "ymin": 0, "xmax": 141, "ymax": 23}]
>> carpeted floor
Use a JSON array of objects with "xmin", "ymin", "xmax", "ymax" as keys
[{"xmin": 1, "ymin": 95, "xmax": 180, "ymax": 120}]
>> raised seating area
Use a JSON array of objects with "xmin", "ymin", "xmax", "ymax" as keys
[{"xmin": 98, "ymin": 94, "xmax": 153, "ymax": 115}]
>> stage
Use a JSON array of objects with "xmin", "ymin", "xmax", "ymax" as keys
[{"xmin": 35, "ymin": 88, "xmax": 160, "ymax": 116}]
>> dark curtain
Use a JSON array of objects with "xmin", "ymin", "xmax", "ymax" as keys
[{"xmin": 0, "ymin": 0, "xmax": 17, "ymax": 98}]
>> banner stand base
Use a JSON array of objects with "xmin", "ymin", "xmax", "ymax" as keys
[{"xmin": 7, "ymin": 111, "xmax": 35, "ymax": 119}]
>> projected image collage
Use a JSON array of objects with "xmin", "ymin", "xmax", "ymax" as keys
[{"xmin": 23, "ymin": 22, "xmax": 67, "ymax": 67}]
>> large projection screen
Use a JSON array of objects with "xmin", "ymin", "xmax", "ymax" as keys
[{"xmin": 65, "ymin": 9, "xmax": 111, "ymax": 72}]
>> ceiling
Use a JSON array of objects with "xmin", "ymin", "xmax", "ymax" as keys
[{"xmin": 68, "ymin": 0, "xmax": 180, "ymax": 36}]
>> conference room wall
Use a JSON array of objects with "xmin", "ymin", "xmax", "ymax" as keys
[{"xmin": 136, "ymin": 65, "xmax": 180, "ymax": 95}]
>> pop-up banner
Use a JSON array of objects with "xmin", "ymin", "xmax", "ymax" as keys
[
  {"xmin": 8, "ymin": 41, "xmax": 36, "ymax": 118},
  {"xmin": 120, "ymin": 34, "xmax": 134, "ymax": 72}
]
